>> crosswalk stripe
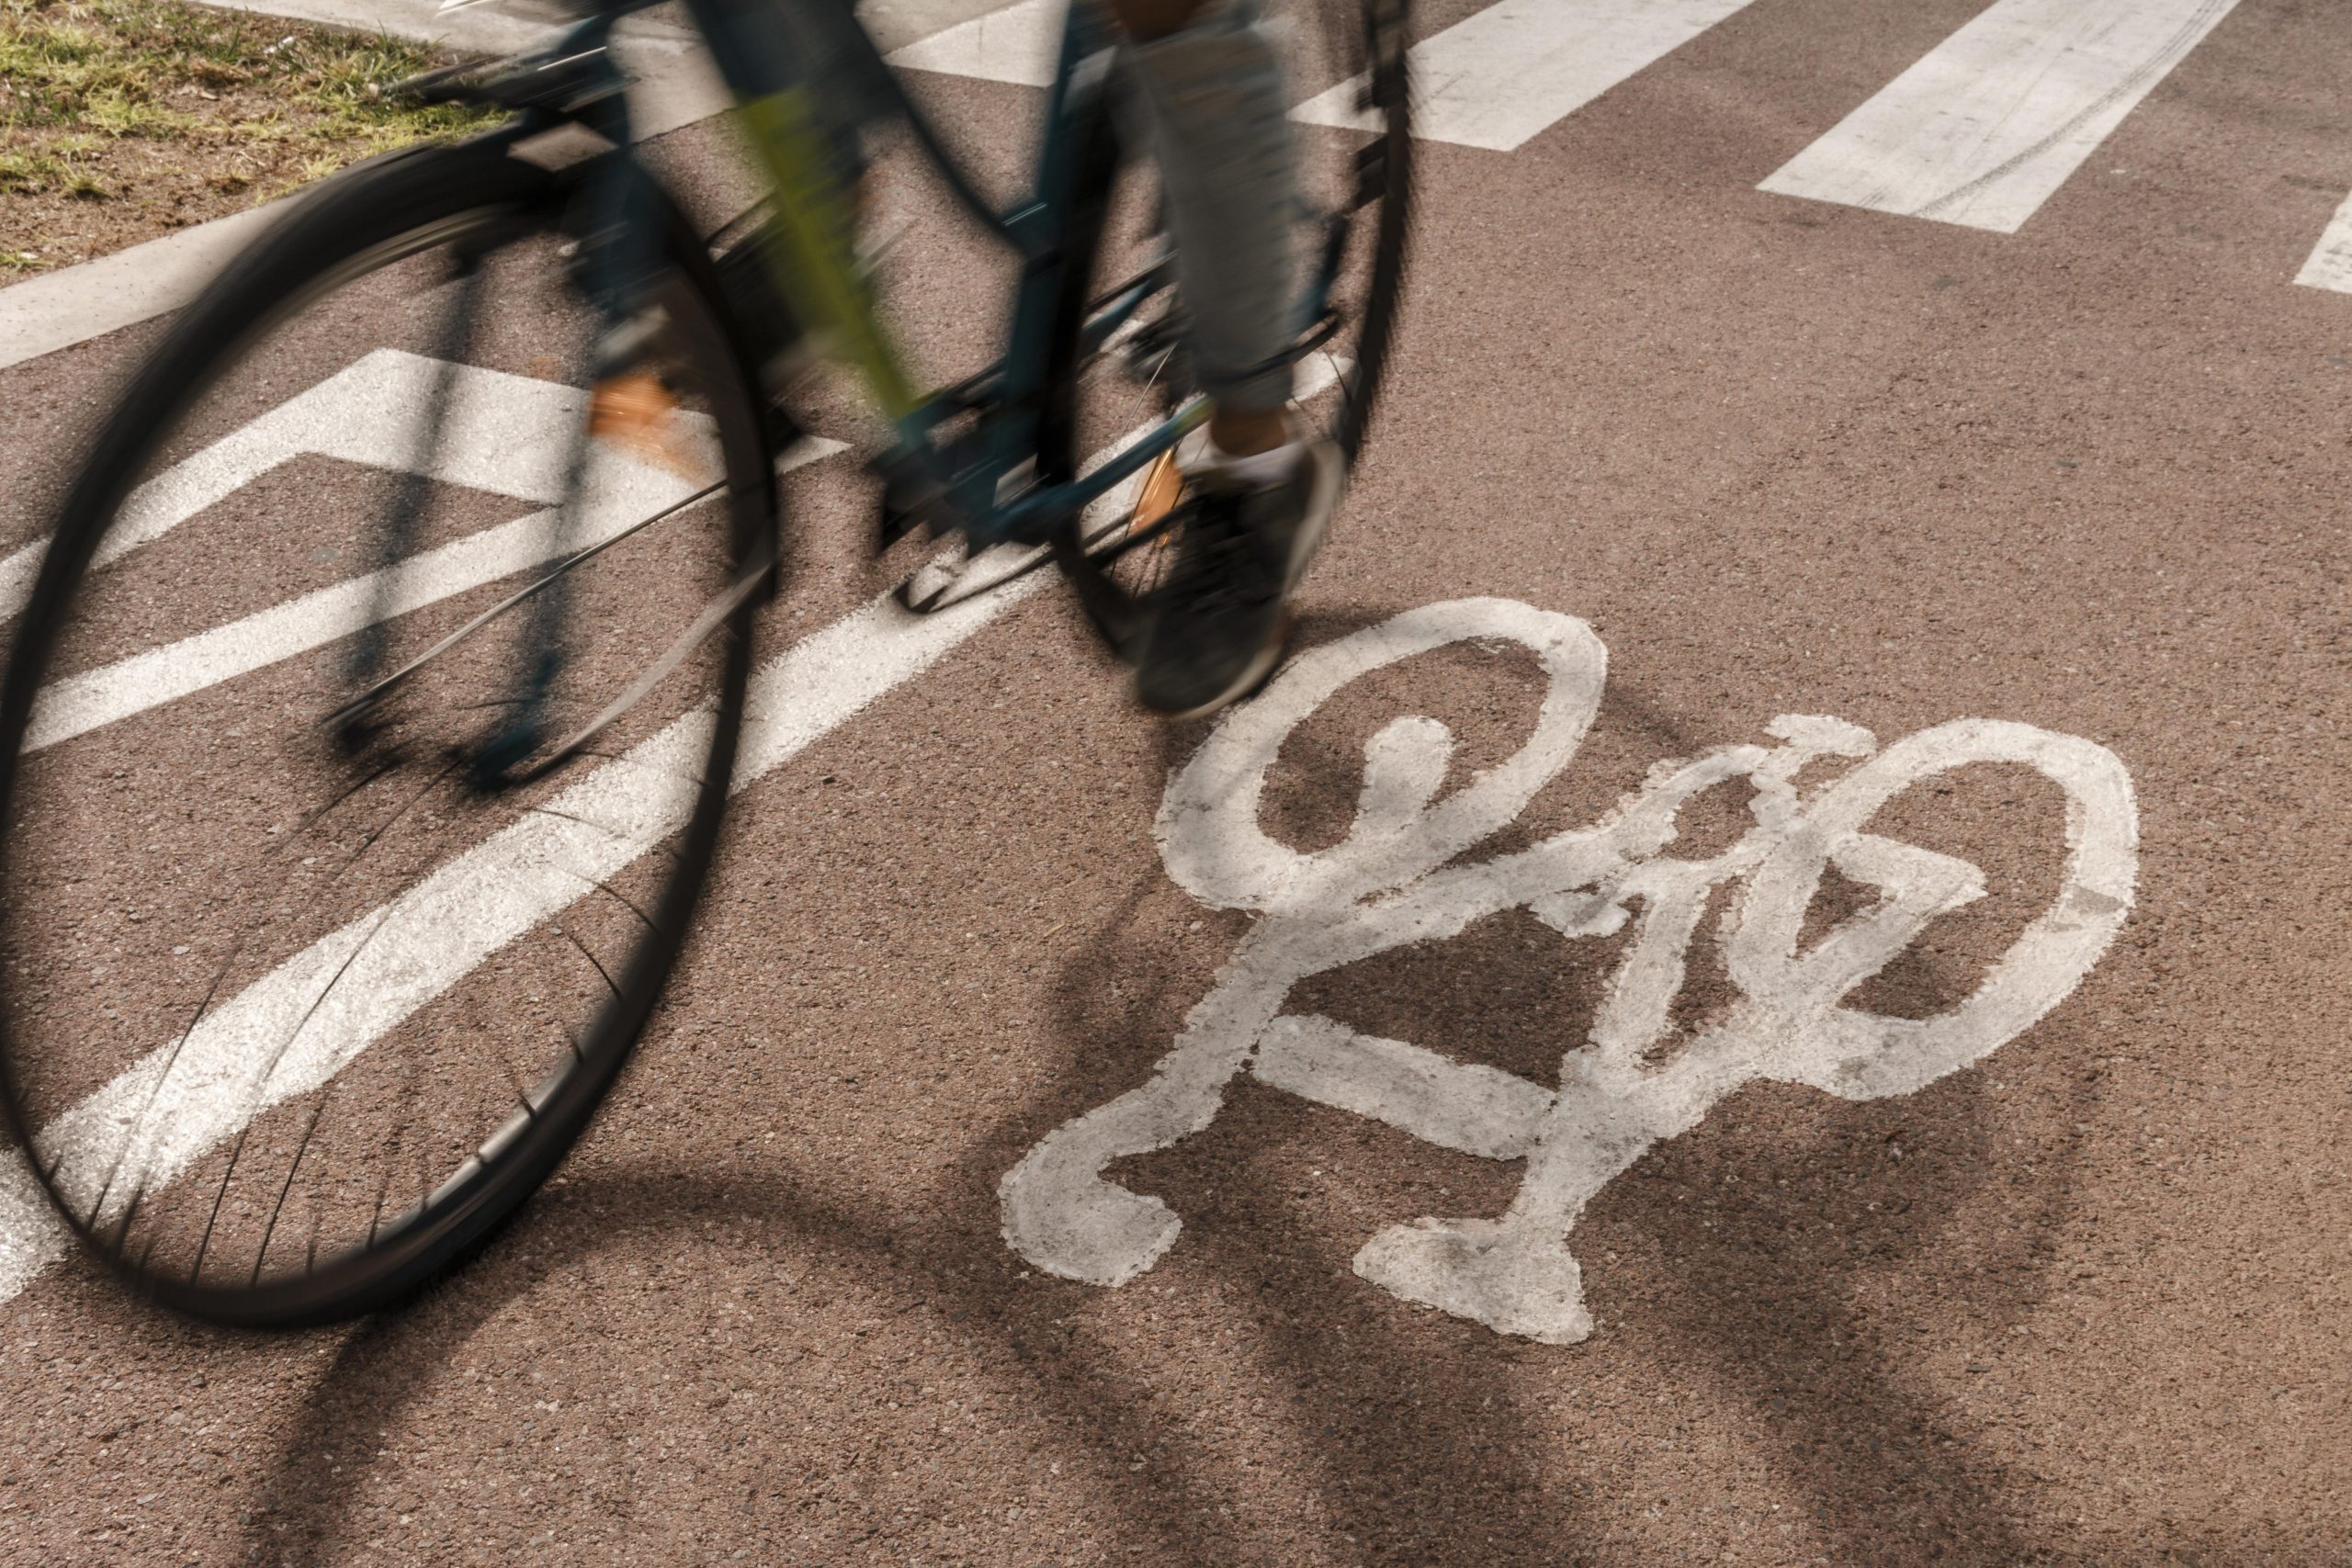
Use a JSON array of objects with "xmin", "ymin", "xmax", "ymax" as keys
[
  {"xmin": 1758, "ymin": 0, "xmax": 2242, "ymax": 234},
  {"xmin": 893, "ymin": 0, "xmax": 1762, "ymax": 152},
  {"xmin": 1293, "ymin": 0, "xmax": 1758, "ymax": 153}
]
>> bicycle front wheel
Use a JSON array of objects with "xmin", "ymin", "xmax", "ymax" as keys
[{"xmin": 0, "ymin": 142, "xmax": 771, "ymax": 1326}]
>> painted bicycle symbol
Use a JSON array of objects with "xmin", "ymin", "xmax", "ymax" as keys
[{"xmin": 1001, "ymin": 598, "xmax": 2139, "ymax": 1343}]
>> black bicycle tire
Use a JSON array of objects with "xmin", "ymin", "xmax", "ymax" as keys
[
  {"xmin": 1044, "ymin": 0, "xmax": 1413, "ymax": 651},
  {"xmin": 0, "ymin": 141, "xmax": 770, "ymax": 1329},
  {"xmin": 1332, "ymin": 0, "xmax": 1414, "ymax": 468}
]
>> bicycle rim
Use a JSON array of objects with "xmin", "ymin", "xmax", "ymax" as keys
[{"xmin": 0, "ymin": 145, "xmax": 767, "ymax": 1327}]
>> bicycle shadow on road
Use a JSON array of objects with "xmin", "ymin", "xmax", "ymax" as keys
[
  {"xmin": 1017, "ymin": 884, "xmax": 2099, "ymax": 1563},
  {"xmin": 238, "ymin": 611, "xmax": 2139, "ymax": 1568},
  {"xmin": 240, "ymin": 1156, "xmax": 1316, "ymax": 1567},
  {"xmin": 984, "ymin": 646, "xmax": 2133, "ymax": 1565}
]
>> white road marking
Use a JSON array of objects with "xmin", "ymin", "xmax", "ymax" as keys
[
  {"xmin": 1293, "ymin": 0, "xmax": 1758, "ymax": 153},
  {"xmin": 2294, "ymin": 193, "xmax": 2352, "ymax": 293},
  {"xmin": 0, "ymin": 37, "xmax": 711, "ymax": 375},
  {"xmin": 215, "ymin": 0, "xmax": 1049, "ymax": 58},
  {"xmin": 208, "ymin": 0, "xmax": 557, "ymax": 54},
  {"xmin": 863, "ymin": 0, "xmax": 1056, "ymax": 55},
  {"xmin": 0, "ymin": 358, "xmax": 1344, "ymax": 1309},
  {"xmin": 209, "ymin": 0, "xmax": 738, "ymax": 141},
  {"xmin": 0, "ymin": 580, "xmax": 1035, "ymax": 1304},
  {"xmin": 999, "ymin": 599, "xmax": 2139, "ymax": 1344},
  {"xmin": 19, "ymin": 350, "xmax": 842, "ymax": 750},
  {"xmin": 0, "ymin": 205, "xmax": 285, "ymax": 376},
  {"xmin": 0, "ymin": 349, "xmax": 579, "ymax": 622},
  {"xmin": 886, "ymin": 0, "xmax": 1064, "ymax": 87},
  {"xmin": 893, "ymin": 0, "xmax": 1763, "ymax": 152},
  {"xmin": 1758, "ymin": 0, "xmax": 2241, "ymax": 233}
]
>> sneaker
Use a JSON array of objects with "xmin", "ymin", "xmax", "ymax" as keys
[{"xmin": 1134, "ymin": 439, "xmax": 1342, "ymax": 720}]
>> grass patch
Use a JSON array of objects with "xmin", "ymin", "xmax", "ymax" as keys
[{"xmin": 1, "ymin": 0, "xmax": 494, "ymax": 271}]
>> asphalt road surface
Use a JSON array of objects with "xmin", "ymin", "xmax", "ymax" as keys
[{"xmin": 1, "ymin": 0, "xmax": 2347, "ymax": 1562}]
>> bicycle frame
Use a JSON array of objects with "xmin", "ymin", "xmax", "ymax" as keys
[{"xmin": 484, "ymin": 0, "xmax": 1213, "ymax": 553}]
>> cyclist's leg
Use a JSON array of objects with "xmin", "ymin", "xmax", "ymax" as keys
[
  {"xmin": 1109, "ymin": 0, "xmax": 1299, "ymax": 455},
  {"xmin": 1106, "ymin": 0, "xmax": 1341, "ymax": 717}
]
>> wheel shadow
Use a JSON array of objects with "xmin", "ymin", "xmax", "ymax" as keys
[
  {"xmin": 242, "ymin": 624, "xmax": 2126, "ymax": 1568},
  {"xmin": 987, "ymin": 644, "xmax": 2127, "ymax": 1566},
  {"xmin": 240, "ymin": 1155, "xmax": 1283, "ymax": 1567}
]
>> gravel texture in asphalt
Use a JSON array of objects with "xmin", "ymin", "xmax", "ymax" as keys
[{"xmin": 0, "ymin": 1, "xmax": 2346, "ymax": 1562}]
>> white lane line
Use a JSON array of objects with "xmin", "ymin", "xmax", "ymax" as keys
[
  {"xmin": 206, "ymin": 0, "xmax": 738, "ymax": 143},
  {"xmin": 0, "ymin": 51, "xmax": 718, "ymax": 377},
  {"xmin": 18, "ymin": 344, "xmax": 842, "ymax": 750},
  {"xmin": 1293, "ymin": 0, "xmax": 1758, "ymax": 153},
  {"xmin": 1758, "ymin": 0, "xmax": 2241, "ymax": 234},
  {"xmin": 204, "ymin": 0, "xmax": 560, "ymax": 54},
  {"xmin": 0, "ymin": 578, "xmax": 1038, "ymax": 1304},
  {"xmin": 0, "ymin": 348, "xmax": 587, "ymax": 623},
  {"xmin": 2294, "ymin": 193, "xmax": 2352, "ymax": 293},
  {"xmin": 886, "ymin": 0, "xmax": 1063, "ymax": 87},
  {"xmin": 22, "ymin": 383, "xmax": 846, "ymax": 751},
  {"xmin": 23, "ymin": 438, "xmax": 842, "ymax": 752},
  {"xmin": 212, "ymin": 0, "xmax": 1035, "ymax": 60},
  {"xmin": 0, "ymin": 207, "xmax": 286, "ymax": 376},
  {"xmin": 0, "ymin": 356, "xmax": 1341, "ymax": 1308},
  {"xmin": 4, "ymin": 351, "xmax": 854, "ymax": 734}
]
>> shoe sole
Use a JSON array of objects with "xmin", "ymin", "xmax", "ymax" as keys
[{"xmin": 1148, "ymin": 440, "xmax": 1345, "ymax": 724}]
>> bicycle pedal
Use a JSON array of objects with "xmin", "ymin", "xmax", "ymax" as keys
[
  {"xmin": 589, "ymin": 371, "xmax": 707, "ymax": 482},
  {"xmin": 1121, "ymin": 344, "xmax": 1175, "ymax": 387},
  {"xmin": 1131, "ymin": 449, "xmax": 1185, "ymax": 535},
  {"xmin": 1115, "ymin": 313, "xmax": 1188, "ymax": 387}
]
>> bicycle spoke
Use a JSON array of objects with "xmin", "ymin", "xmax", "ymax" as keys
[
  {"xmin": 551, "ymin": 918, "xmax": 624, "ymax": 1002},
  {"xmin": 76, "ymin": 752, "xmax": 421, "ymax": 1232},
  {"xmin": 325, "ymin": 479, "xmax": 726, "ymax": 736},
  {"xmin": 520, "ymin": 564, "xmax": 763, "ymax": 779},
  {"xmin": 554, "ymin": 863, "xmax": 661, "ymax": 934},
  {"xmin": 249, "ymin": 1098, "xmax": 333, "ymax": 1287}
]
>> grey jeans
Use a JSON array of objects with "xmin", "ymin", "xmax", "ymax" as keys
[
  {"xmin": 1119, "ymin": 0, "xmax": 1301, "ymax": 415},
  {"xmin": 773, "ymin": 0, "xmax": 1303, "ymax": 413}
]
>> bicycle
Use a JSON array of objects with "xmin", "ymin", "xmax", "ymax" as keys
[{"xmin": 0, "ymin": 0, "xmax": 1408, "ymax": 1325}]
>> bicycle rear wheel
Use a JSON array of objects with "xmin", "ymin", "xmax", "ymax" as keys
[
  {"xmin": 0, "ymin": 143, "xmax": 770, "ymax": 1326},
  {"xmin": 1047, "ymin": 0, "xmax": 1412, "ymax": 654}
]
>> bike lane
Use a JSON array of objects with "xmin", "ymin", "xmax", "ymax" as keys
[{"xmin": 0, "ymin": 2, "xmax": 2346, "ymax": 1563}]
